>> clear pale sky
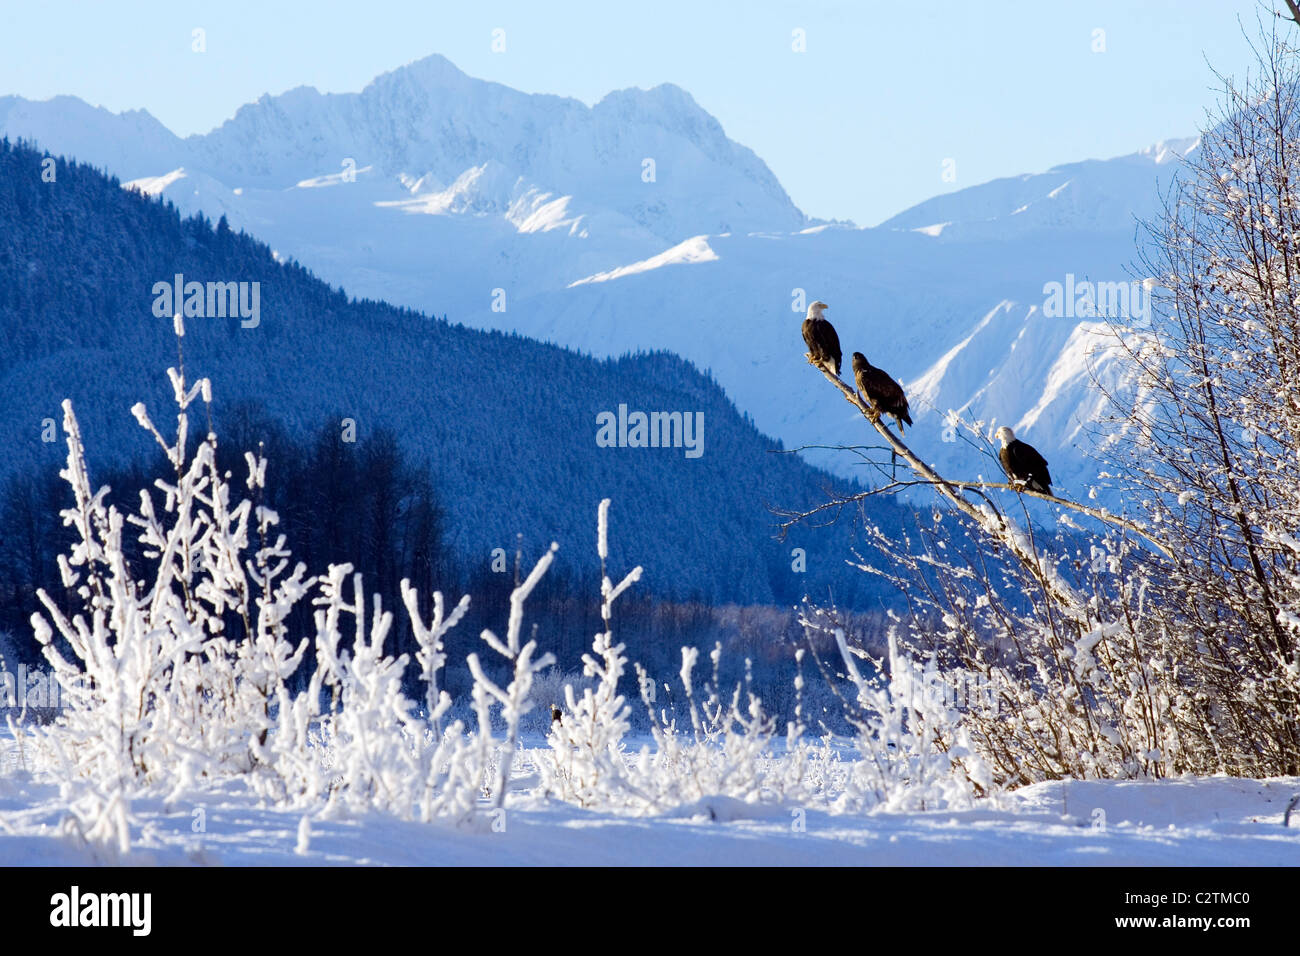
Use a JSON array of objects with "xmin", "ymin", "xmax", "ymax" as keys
[{"xmin": 0, "ymin": 0, "xmax": 1277, "ymax": 225}]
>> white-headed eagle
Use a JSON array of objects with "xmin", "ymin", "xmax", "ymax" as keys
[
  {"xmin": 802, "ymin": 300, "xmax": 841, "ymax": 377},
  {"xmin": 852, "ymin": 352, "xmax": 912, "ymax": 433},
  {"xmin": 996, "ymin": 426, "xmax": 1052, "ymax": 495}
]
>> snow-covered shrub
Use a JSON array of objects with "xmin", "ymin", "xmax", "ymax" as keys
[
  {"xmin": 845, "ymin": 503, "xmax": 1192, "ymax": 785},
  {"xmin": 298, "ymin": 565, "xmax": 431, "ymax": 818},
  {"xmin": 829, "ymin": 621, "xmax": 990, "ymax": 812},
  {"xmin": 541, "ymin": 502, "xmax": 828, "ymax": 813},
  {"xmin": 28, "ymin": 340, "xmax": 254, "ymax": 851},
  {"xmin": 546, "ymin": 499, "xmax": 641, "ymax": 808},
  {"xmin": 624, "ymin": 643, "xmax": 783, "ymax": 808},
  {"xmin": 468, "ymin": 542, "xmax": 557, "ymax": 808},
  {"xmin": 25, "ymin": 322, "xmax": 487, "ymax": 847}
]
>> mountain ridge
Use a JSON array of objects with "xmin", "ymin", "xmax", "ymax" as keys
[{"xmin": 0, "ymin": 56, "xmax": 1185, "ymax": 506}]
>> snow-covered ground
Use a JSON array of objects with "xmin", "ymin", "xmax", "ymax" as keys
[{"xmin": 1, "ymin": 740, "xmax": 1294, "ymax": 866}]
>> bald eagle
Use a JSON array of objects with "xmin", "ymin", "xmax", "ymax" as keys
[
  {"xmin": 802, "ymin": 301, "xmax": 841, "ymax": 377},
  {"xmin": 852, "ymin": 352, "xmax": 912, "ymax": 433},
  {"xmin": 996, "ymin": 426, "xmax": 1052, "ymax": 495}
]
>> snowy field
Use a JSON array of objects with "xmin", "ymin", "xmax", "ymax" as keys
[{"xmin": 1, "ymin": 737, "xmax": 1295, "ymax": 867}]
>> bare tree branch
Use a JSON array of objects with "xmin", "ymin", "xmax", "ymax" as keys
[
  {"xmin": 802, "ymin": 359, "xmax": 1174, "ymax": 607},
  {"xmin": 776, "ymin": 466, "xmax": 1174, "ymax": 559}
]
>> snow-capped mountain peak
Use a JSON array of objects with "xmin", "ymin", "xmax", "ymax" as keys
[
  {"xmin": 1135, "ymin": 136, "xmax": 1200, "ymax": 165},
  {"xmin": 0, "ymin": 59, "xmax": 1187, "ymax": 503},
  {"xmin": 57, "ymin": 56, "xmax": 791, "ymax": 246}
]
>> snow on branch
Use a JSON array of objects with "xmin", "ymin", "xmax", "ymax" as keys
[{"xmin": 807, "ymin": 362, "xmax": 1102, "ymax": 613}]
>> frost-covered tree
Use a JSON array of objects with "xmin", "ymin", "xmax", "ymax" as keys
[
  {"xmin": 783, "ymin": 22, "xmax": 1300, "ymax": 782},
  {"xmin": 1096, "ymin": 21, "xmax": 1300, "ymax": 774}
]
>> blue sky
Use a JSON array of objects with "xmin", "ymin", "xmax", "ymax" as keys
[{"xmin": 0, "ymin": 0, "xmax": 1276, "ymax": 225}]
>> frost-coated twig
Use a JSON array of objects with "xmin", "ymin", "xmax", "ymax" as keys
[
  {"xmin": 475, "ymin": 542, "xmax": 559, "ymax": 809},
  {"xmin": 777, "ymin": 473, "xmax": 1173, "ymax": 560},
  {"xmin": 547, "ymin": 500, "xmax": 645, "ymax": 808},
  {"xmin": 401, "ymin": 580, "xmax": 469, "ymax": 738}
]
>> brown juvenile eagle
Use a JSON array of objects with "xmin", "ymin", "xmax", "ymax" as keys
[
  {"xmin": 852, "ymin": 352, "xmax": 912, "ymax": 433},
  {"xmin": 802, "ymin": 300, "xmax": 841, "ymax": 377},
  {"xmin": 996, "ymin": 426, "xmax": 1052, "ymax": 495}
]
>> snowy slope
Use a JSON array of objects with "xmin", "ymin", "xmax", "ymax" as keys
[
  {"xmin": 0, "ymin": 57, "xmax": 1185, "ymax": 498},
  {"xmin": 879, "ymin": 138, "xmax": 1196, "ymax": 241}
]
